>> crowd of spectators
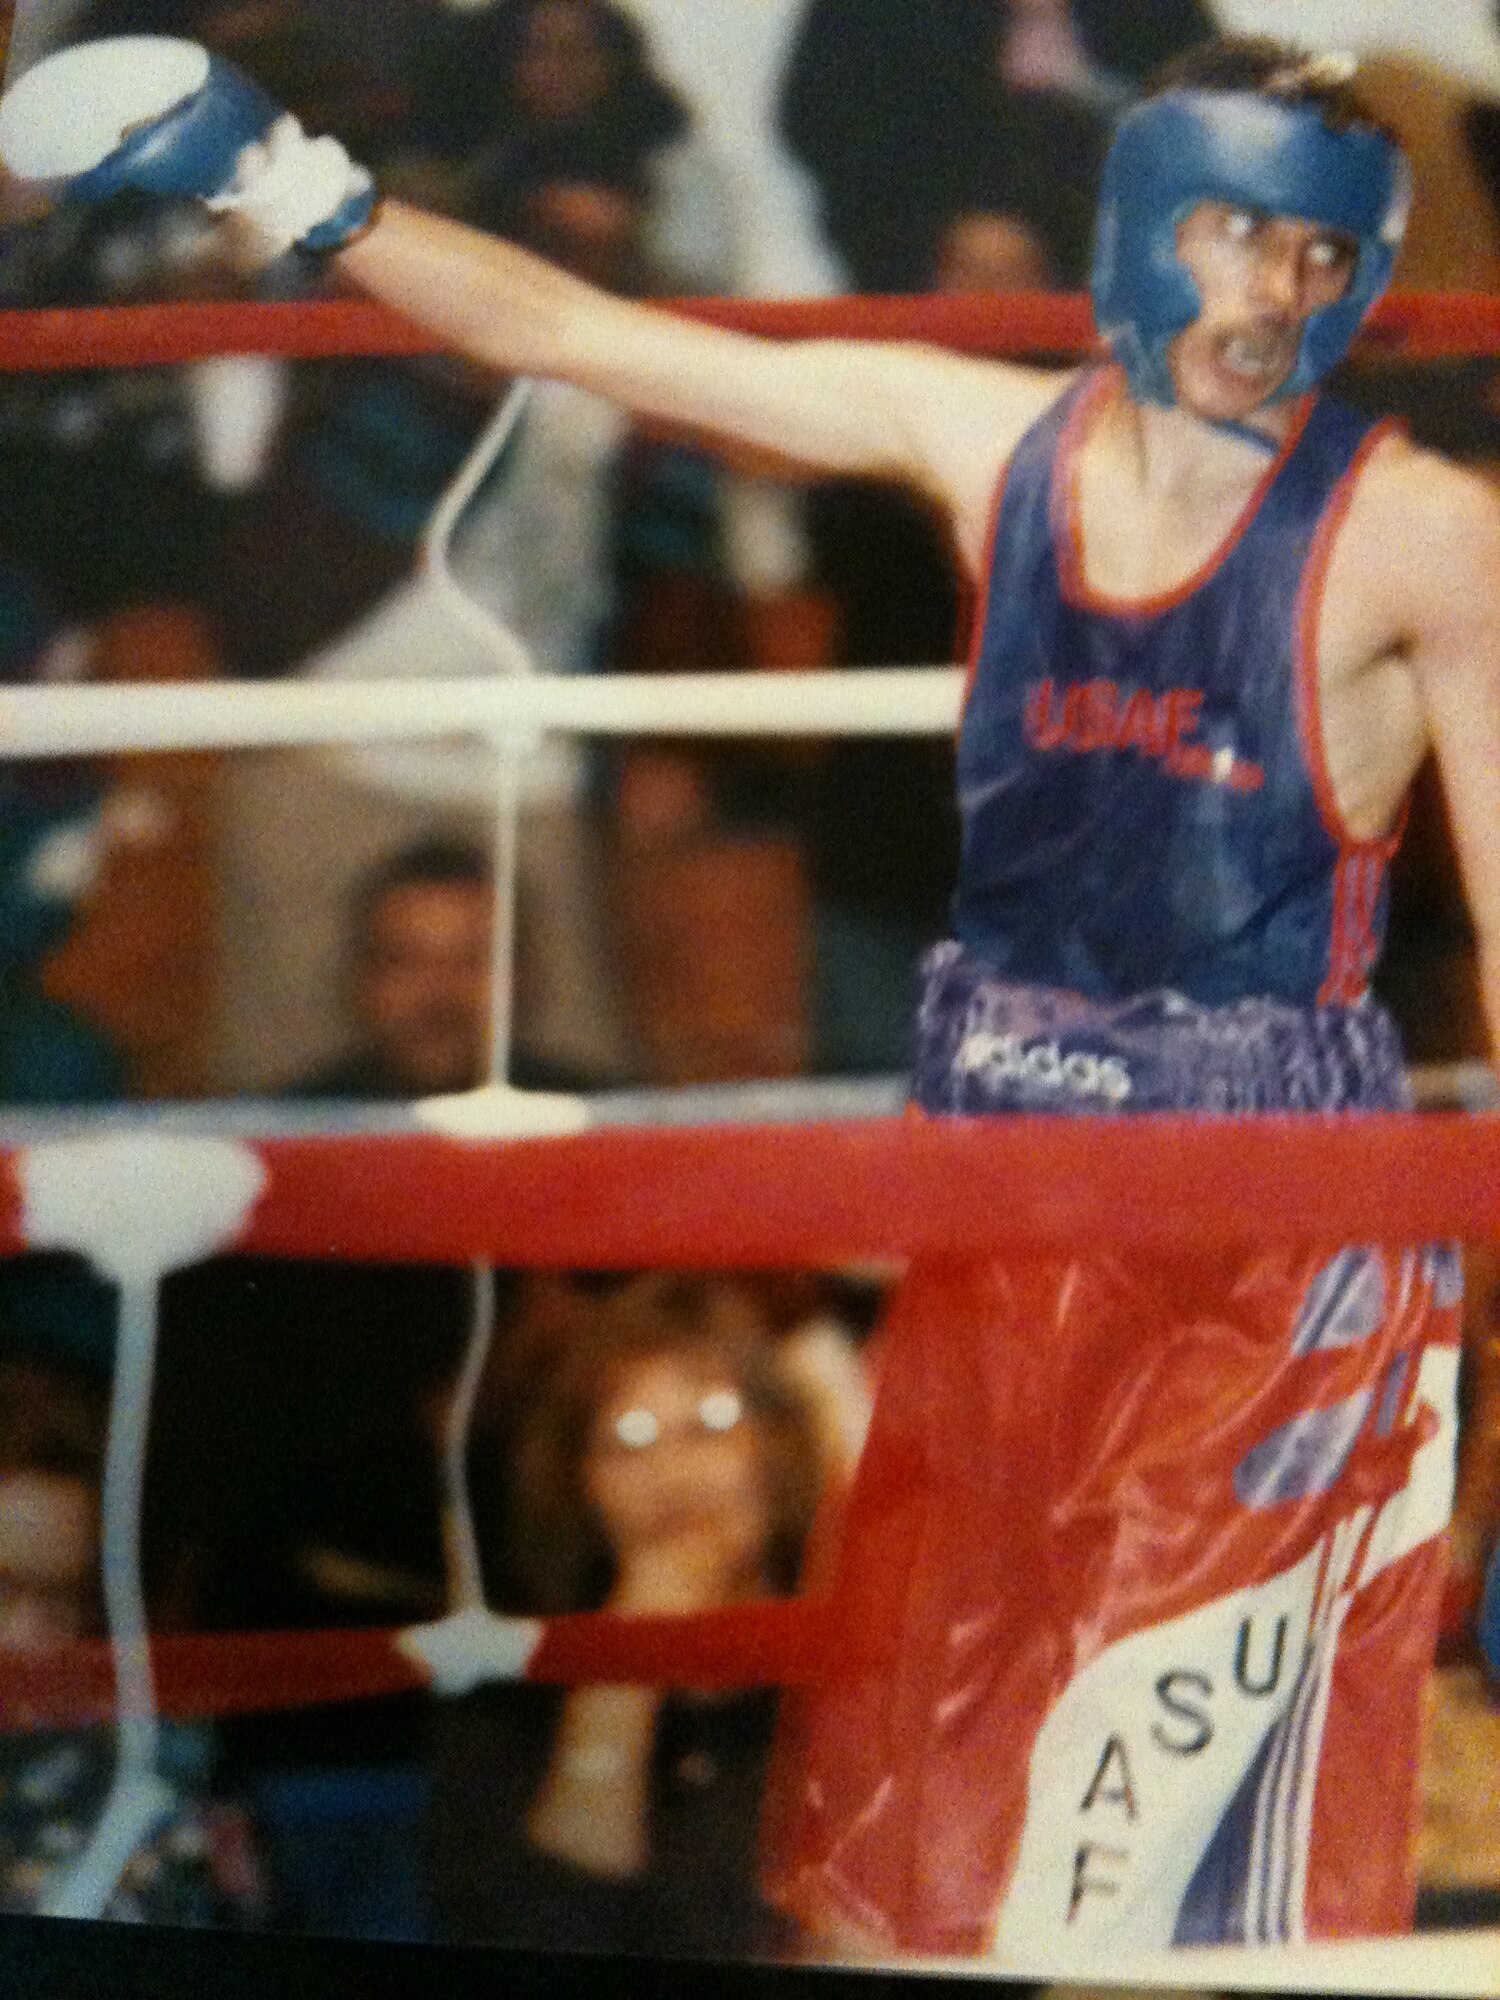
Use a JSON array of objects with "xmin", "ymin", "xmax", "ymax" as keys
[
  {"xmin": 1, "ymin": 0, "xmax": 1497, "ymax": 1093},
  {"xmin": 0, "ymin": 1251, "xmax": 878, "ymax": 1949},
  {"xmin": 0, "ymin": 0, "xmax": 1238, "ymax": 1098},
  {"xmin": 0, "ymin": 0, "xmax": 1497, "ymax": 1963}
]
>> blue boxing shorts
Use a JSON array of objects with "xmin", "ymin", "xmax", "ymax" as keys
[
  {"xmin": 910, "ymin": 939, "xmax": 1413, "ymax": 1116},
  {"xmin": 763, "ymin": 944, "xmax": 1460, "ymax": 1959}
]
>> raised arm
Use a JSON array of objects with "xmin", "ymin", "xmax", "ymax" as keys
[
  {"xmin": 0, "ymin": 37, "xmax": 1061, "ymax": 576},
  {"xmin": 335, "ymin": 200, "xmax": 1055, "ymax": 569}
]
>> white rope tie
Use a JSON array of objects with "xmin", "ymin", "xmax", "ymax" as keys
[
  {"xmin": 37, "ymin": 1278, "xmax": 176, "ymax": 1918},
  {"xmin": 440, "ymin": 1264, "xmax": 496, "ymax": 1615},
  {"xmin": 19, "ymin": 1138, "xmax": 265, "ymax": 1917}
]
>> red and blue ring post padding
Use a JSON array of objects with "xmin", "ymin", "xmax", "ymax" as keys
[{"xmin": 0, "ymin": 1112, "xmax": 1479, "ymax": 1269}]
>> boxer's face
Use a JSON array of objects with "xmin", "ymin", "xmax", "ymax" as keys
[{"xmin": 1168, "ymin": 202, "xmax": 1358, "ymax": 423}]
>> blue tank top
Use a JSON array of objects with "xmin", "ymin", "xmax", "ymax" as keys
[{"xmin": 952, "ymin": 369, "xmax": 1404, "ymax": 1010}]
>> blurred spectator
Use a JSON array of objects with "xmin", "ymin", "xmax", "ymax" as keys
[
  {"xmin": 790, "ymin": 480, "xmax": 961, "ymax": 1078},
  {"xmin": 430, "ymin": 1272, "xmax": 822, "ymax": 1954},
  {"xmin": 198, "ymin": 353, "xmax": 488, "ymax": 680},
  {"xmin": 207, "ymin": 22, "xmax": 737, "ymax": 1092},
  {"xmin": 288, "ymin": 836, "xmax": 491, "ymax": 1098},
  {"xmin": 292, "ymin": 837, "xmax": 493, "ymax": 1099},
  {"xmin": 0, "ymin": 580, "xmax": 126, "ymax": 1383},
  {"xmin": 779, "ymin": 0, "xmax": 1214, "ymax": 292},
  {"xmin": 0, "ymin": 566, "xmax": 123, "ymax": 1103},
  {"xmin": 0, "ymin": 773, "xmax": 121, "ymax": 1103},
  {"xmin": 399, "ymin": 0, "xmax": 731, "ymax": 290},
  {"xmin": 932, "ymin": 206, "xmax": 1052, "ymax": 295},
  {"xmin": 204, "ymin": 3, "xmax": 717, "ymax": 1092},
  {"xmin": 0, "ymin": 1353, "xmax": 266, "ymax": 1926},
  {"xmin": 286, "ymin": 834, "xmax": 599, "ymax": 1096},
  {"xmin": 1353, "ymin": 51, "xmax": 1500, "ymax": 291},
  {"xmin": 0, "ymin": 123, "xmax": 247, "ymax": 638},
  {"xmin": 605, "ymin": 0, "xmax": 845, "ymax": 299}
]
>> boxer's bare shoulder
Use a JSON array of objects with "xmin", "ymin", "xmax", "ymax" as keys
[
  {"xmin": 890, "ymin": 350, "xmax": 1070, "ymax": 574},
  {"xmin": 1327, "ymin": 427, "xmax": 1500, "ymax": 724},
  {"xmin": 1344, "ymin": 428, "xmax": 1500, "ymax": 630}
]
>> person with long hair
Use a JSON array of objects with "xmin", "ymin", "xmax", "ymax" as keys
[{"xmin": 429, "ymin": 1273, "xmax": 823, "ymax": 1954}]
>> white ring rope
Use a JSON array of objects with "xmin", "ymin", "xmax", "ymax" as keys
[
  {"xmin": 485, "ymin": 734, "xmax": 522, "ymax": 1087},
  {"xmin": 0, "ymin": 666, "xmax": 964, "ymax": 758},
  {"xmin": 421, "ymin": 393, "xmax": 560, "ymax": 1581},
  {"xmin": 18, "ymin": 1138, "xmax": 264, "ymax": 1917}
]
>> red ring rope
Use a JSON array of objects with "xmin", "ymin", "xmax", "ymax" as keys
[
  {"xmin": 0, "ymin": 290, "xmax": 1498, "ymax": 372},
  {"xmin": 0, "ymin": 1600, "xmax": 834, "ymax": 1734},
  {"xmin": 2, "ymin": 1113, "xmax": 1493, "ymax": 1269}
]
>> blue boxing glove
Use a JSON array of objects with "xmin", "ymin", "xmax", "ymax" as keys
[{"xmin": 0, "ymin": 35, "xmax": 376, "ymax": 260}]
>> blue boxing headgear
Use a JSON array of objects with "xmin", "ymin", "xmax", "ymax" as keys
[{"xmin": 1091, "ymin": 87, "xmax": 1410, "ymax": 407}]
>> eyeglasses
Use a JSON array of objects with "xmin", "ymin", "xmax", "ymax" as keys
[{"xmin": 608, "ymin": 1389, "xmax": 745, "ymax": 1451}]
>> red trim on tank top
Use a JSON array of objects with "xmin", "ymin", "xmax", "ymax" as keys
[
  {"xmin": 1054, "ymin": 368, "xmax": 1315, "ymax": 618},
  {"xmin": 1320, "ymin": 840, "xmax": 1404, "ymax": 1005},
  {"xmin": 1290, "ymin": 416, "xmax": 1409, "ymax": 1005}
]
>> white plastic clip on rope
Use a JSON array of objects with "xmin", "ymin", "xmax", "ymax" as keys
[{"xmin": 396, "ymin": 1607, "xmax": 544, "ymax": 1697}]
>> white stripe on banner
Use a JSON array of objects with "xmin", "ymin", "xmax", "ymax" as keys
[
  {"xmin": 987, "ymin": 1330, "xmax": 1458, "ymax": 1967},
  {"xmin": 1260, "ymin": 1512, "xmax": 1363, "ymax": 1945},
  {"xmin": 989, "ymin": 1542, "xmax": 1325, "ymax": 1956}
]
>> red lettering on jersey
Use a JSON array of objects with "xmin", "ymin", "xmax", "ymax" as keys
[
  {"xmin": 1162, "ymin": 689, "xmax": 1204, "ymax": 752},
  {"xmin": 1116, "ymin": 689, "xmax": 1168, "ymax": 758},
  {"xmin": 1076, "ymin": 680, "xmax": 1121, "ymax": 752},
  {"xmin": 1168, "ymin": 742, "xmax": 1215, "ymax": 781},
  {"xmin": 1061, "ymin": 682, "xmax": 1091, "ymax": 746},
  {"xmin": 1024, "ymin": 679, "xmax": 1070, "ymax": 750},
  {"xmin": 1021, "ymin": 681, "xmax": 1262, "ymax": 791}
]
